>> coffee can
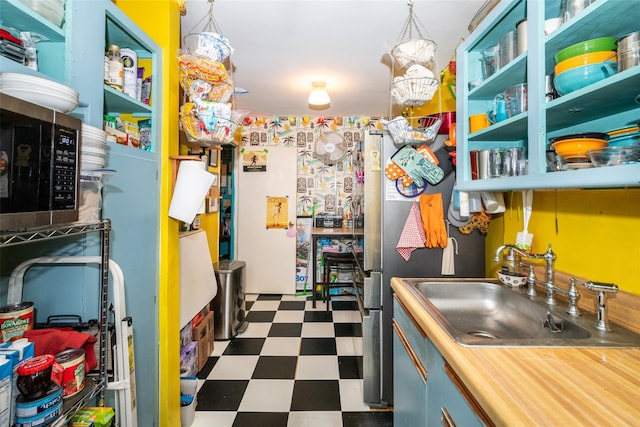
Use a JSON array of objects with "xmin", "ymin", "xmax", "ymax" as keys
[{"xmin": 120, "ymin": 48, "xmax": 138, "ymax": 99}]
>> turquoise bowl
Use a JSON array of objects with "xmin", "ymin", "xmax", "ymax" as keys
[
  {"xmin": 608, "ymin": 131, "xmax": 640, "ymax": 147},
  {"xmin": 554, "ymin": 61, "xmax": 618, "ymax": 96}
]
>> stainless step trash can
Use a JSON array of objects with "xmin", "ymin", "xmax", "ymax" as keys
[{"xmin": 211, "ymin": 260, "xmax": 247, "ymax": 340}]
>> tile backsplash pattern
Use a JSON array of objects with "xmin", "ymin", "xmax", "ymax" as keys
[{"xmin": 240, "ymin": 116, "xmax": 381, "ymax": 218}]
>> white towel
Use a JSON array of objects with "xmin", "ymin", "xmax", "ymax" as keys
[
  {"xmin": 396, "ymin": 201, "xmax": 426, "ymax": 261},
  {"xmin": 441, "ymin": 236, "xmax": 458, "ymax": 275}
]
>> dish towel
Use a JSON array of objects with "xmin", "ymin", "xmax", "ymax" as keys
[
  {"xmin": 24, "ymin": 327, "xmax": 98, "ymax": 371},
  {"xmin": 441, "ymin": 221, "xmax": 459, "ymax": 275},
  {"xmin": 396, "ymin": 201, "xmax": 426, "ymax": 261}
]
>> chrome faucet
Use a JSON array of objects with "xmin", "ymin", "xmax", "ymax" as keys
[
  {"xmin": 493, "ymin": 243, "xmax": 564, "ymax": 305},
  {"xmin": 493, "ymin": 244, "xmax": 551, "ymax": 297}
]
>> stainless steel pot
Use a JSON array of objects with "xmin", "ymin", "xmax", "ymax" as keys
[
  {"xmin": 559, "ymin": 0, "xmax": 595, "ymax": 23},
  {"xmin": 617, "ymin": 32, "xmax": 640, "ymax": 72}
]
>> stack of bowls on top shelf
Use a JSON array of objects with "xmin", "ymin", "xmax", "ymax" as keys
[
  {"xmin": 80, "ymin": 123, "xmax": 107, "ymax": 173},
  {"xmin": 553, "ymin": 37, "xmax": 618, "ymax": 96},
  {"xmin": 549, "ymin": 132, "xmax": 609, "ymax": 170}
]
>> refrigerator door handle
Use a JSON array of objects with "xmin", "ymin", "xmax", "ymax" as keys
[
  {"xmin": 362, "ymin": 310, "xmax": 382, "ymax": 405},
  {"xmin": 364, "ymin": 272, "xmax": 382, "ymax": 310},
  {"xmin": 363, "ymin": 132, "xmax": 382, "ymax": 272}
]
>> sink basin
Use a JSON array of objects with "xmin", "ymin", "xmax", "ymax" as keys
[{"xmin": 403, "ymin": 279, "xmax": 640, "ymax": 347}]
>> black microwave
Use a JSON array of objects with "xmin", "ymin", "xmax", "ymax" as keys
[{"xmin": 0, "ymin": 93, "xmax": 81, "ymax": 231}]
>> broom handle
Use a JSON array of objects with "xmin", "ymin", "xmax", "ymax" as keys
[{"xmin": 522, "ymin": 190, "xmax": 533, "ymax": 231}]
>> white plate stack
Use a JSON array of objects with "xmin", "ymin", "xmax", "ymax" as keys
[
  {"xmin": 0, "ymin": 73, "xmax": 79, "ymax": 113},
  {"xmin": 81, "ymin": 123, "xmax": 107, "ymax": 172}
]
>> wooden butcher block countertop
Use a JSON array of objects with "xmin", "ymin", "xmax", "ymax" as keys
[{"xmin": 391, "ymin": 277, "xmax": 640, "ymax": 427}]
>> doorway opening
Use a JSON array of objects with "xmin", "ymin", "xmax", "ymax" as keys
[{"xmin": 219, "ymin": 145, "xmax": 234, "ymax": 259}]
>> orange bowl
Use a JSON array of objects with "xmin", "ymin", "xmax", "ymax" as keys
[
  {"xmin": 554, "ymin": 51, "xmax": 617, "ymax": 75},
  {"xmin": 551, "ymin": 137, "xmax": 608, "ymax": 158}
]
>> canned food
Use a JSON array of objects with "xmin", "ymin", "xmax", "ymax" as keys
[
  {"xmin": 15, "ymin": 384, "xmax": 62, "ymax": 419},
  {"xmin": 55, "ymin": 348, "xmax": 85, "ymax": 398},
  {"xmin": 0, "ymin": 302, "xmax": 34, "ymax": 342}
]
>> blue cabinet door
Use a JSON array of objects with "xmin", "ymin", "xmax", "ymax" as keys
[{"xmin": 393, "ymin": 323, "xmax": 428, "ymax": 426}]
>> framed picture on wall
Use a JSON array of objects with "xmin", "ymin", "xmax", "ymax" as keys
[
  {"xmin": 206, "ymin": 197, "xmax": 219, "ymax": 213},
  {"xmin": 209, "ymin": 148, "xmax": 219, "ymax": 167}
]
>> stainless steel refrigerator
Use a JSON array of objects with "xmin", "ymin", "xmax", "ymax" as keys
[{"xmin": 356, "ymin": 131, "xmax": 485, "ymax": 408}]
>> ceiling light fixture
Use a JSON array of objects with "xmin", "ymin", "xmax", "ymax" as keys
[{"xmin": 308, "ymin": 81, "xmax": 330, "ymax": 109}]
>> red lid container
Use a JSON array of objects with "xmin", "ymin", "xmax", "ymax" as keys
[{"xmin": 17, "ymin": 355, "xmax": 55, "ymax": 376}]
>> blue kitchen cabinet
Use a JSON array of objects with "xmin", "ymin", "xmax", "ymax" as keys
[
  {"xmin": 69, "ymin": 2, "xmax": 162, "ymax": 424},
  {"xmin": 427, "ymin": 339, "xmax": 486, "ymax": 427},
  {"xmin": 456, "ymin": 0, "xmax": 640, "ymax": 191},
  {"xmin": 393, "ymin": 298, "xmax": 428, "ymax": 426},
  {"xmin": 394, "ymin": 295, "xmax": 488, "ymax": 426}
]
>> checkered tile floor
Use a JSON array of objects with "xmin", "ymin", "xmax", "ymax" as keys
[{"xmin": 191, "ymin": 293, "xmax": 393, "ymax": 427}]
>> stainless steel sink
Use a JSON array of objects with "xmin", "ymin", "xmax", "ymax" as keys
[{"xmin": 403, "ymin": 279, "xmax": 640, "ymax": 347}]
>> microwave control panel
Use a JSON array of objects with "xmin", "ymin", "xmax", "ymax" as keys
[{"xmin": 52, "ymin": 125, "xmax": 79, "ymax": 210}]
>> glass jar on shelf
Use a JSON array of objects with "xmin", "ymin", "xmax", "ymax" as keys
[{"xmin": 106, "ymin": 44, "xmax": 124, "ymax": 92}]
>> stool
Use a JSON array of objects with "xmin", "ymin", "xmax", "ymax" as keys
[{"xmin": 322, "ymin": 252, "xmax": 358, "ymax": 311}]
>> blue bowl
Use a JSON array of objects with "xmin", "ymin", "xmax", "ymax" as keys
[
  {"xmin": 554, "ymin": 61, "xmax": 617, "ymax": 96},
  {"xmin": 608, "ymin": 131, "xmax": 640, "ymax": 147}
]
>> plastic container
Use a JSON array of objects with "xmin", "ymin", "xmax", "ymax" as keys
[
  {"xmin": 180, "ymin": 377, "xmax": 198, "ymax": 427},
  {"xmin": 16, "ymin": 355, "xmax": 62, "ymax": 400}
]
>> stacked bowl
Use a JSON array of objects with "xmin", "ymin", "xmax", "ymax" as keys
[
  {"xmin": 553, "ymin": 37, "xmax": 618, "ymax": 96},
  {"xmin": 550, "ymin": 132, "xmax": 609, "ymax": 169},
  {"xmin": 80, "ymin": 123, "xmax": 107, "ymax": 172}
]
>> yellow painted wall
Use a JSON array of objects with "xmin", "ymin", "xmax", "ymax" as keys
[
  {"xmin": 486, "ymin": 189, "xmax": 640, "ymax": 295},
  {"xmin": 113, "ymin": 1, "xmax": 181, "ymax": 425}
]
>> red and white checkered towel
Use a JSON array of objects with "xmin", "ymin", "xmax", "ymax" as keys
[{"xmin": 396, "ymin": 201, "xmax": 427, "ymax": 261}]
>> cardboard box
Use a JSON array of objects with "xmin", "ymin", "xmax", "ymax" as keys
[
  {"xmin": 192, "ymin": 310, "xmax": 214, "ymax": 372},
  {"xmin": 180, "ymin": 322, "xmax": 193, "ymax": 351},
  {"xmin": 69, "ymin": 407, "xmax": 115, "ymax": 427},
  {"xmin": 180, "ymin": 341, "xmax": 198, "ymax": 377}
]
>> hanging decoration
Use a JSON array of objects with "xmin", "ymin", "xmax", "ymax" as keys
[
  {"xmin": 389, "ymin": 0, "xmax": 440, "ymax": 108},
  {"xmin": 178, "ymin": 0, "xmax": 247, "ymax": 146}
]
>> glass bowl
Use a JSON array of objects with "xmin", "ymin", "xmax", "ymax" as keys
[{"xmin": 588, "ymin": 146, "xmax": 640, "ymax": 167}]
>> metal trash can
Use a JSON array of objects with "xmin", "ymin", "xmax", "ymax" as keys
[{"xmin": 211, "ymin": 260, "xmax": 247, "ymax": 340}]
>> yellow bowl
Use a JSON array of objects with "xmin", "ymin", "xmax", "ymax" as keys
[
  {"xmin": 554, "ymin": 51, "xmax": 617, "ymax": 75},
  {"xmin": 551, "ymin": 137, "xmax": 608, "ymax": 159}
]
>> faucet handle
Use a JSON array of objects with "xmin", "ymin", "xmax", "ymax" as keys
[
  {"xmin": 581, "ymin": 281, "xmax": 618, "ymax": 293},
  {"xmin": 566, "ymin": 278, "xmax": 581, "ymax": 317},
  {"xmin": 578, "ymin": 280, "xmax": 618, "ymax": 332}
]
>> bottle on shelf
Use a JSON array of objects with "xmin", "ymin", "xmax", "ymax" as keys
[{"xmin": 106, "ymin": 44, "xmax": 124, "ymax": 92}]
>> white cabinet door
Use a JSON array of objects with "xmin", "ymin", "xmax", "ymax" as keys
[{"xmin": 237, "ymin": 145, "xmax": 297, "ymax": 294}]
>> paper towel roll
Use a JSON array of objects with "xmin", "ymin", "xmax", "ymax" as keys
[{"xmin": 169, "ymin": 161, "xmax": 215, "ymax": 224}]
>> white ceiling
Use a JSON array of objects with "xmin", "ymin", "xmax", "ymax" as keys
[{"xmin": 180, "ymin": 0, "xmax": 485, "ymax": 118}]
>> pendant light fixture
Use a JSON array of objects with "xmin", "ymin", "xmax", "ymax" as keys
[{"xmin": 308, "ymin": 81, "xmax": 330, "ymax": 108}]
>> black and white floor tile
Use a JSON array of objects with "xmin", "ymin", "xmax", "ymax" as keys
[{"xmin": 191, "ymin": 293, "xmax": 393, "ymax": 427}]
